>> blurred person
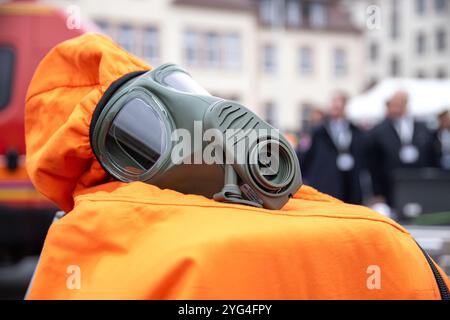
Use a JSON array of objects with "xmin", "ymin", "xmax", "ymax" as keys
[
  {"xmin": 301, "ymin": 93, "xmax": 365, "ymax": 204},
  {"xmin": 296, "ymin": 107, "xmax": 324, "ymax": 155},
  {"xmin": 431, "ymin": 109, "xmax": 450, "ymax": 169},
  {"xmin": 309, "ymin": 108, "xmax": 325, "ymax": 129},
  {"xmin": 366, "ymin": 91, "xmax": 433, "ymax": 207},
  {"xmin": 24, "ymin": 34, "xmax": 450, "ymax": 300}
]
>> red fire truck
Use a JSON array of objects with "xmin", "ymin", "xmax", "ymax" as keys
[
  {"xmin": 0, "ymin": 0, "xmax": 92, "ymax": 298},
  {"xmin": 0, "ymin": 0, "xmax": 93, "ymax": 208}
]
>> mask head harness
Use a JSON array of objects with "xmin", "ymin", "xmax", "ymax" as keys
[{"xmin": 90, "ymin": 64, "xmax": 302, "ymax": 210}]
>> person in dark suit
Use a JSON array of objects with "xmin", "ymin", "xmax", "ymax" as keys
[
  {"xmin": 366, "ymin": 91, "xmax": 433, "ymax": 206},
  {"xmin": 431, "ymin": 109, "xmax": 450, "ymax": 170},
  {"xmin": 301, "ymin": 93, "xmax": 365, "ymax": 204}
]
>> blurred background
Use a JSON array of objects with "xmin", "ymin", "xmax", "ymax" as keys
[{"xmin": 0, "ymin": 0, "xmax": 449, "ymax": 299}]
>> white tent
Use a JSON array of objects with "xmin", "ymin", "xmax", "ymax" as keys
[{"xmin": 347, "ymin": 78, "xmax": 450, "ymax": 125}]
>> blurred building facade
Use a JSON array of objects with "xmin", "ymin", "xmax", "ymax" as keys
[
  {"xmin": 344, "ymin": 0, "xmax": 450, "ymax": 87},
  {"xmin": 41, "ymin": 0, "xmax": 364, "ymax": 131}
]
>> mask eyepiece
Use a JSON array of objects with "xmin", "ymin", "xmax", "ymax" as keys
[{"xmin": 104, "ymin": 97, "xmax": 168, "ymax": 178}]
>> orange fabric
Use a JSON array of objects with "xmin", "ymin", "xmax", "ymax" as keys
[
  {"xmin": 25, "ymin": 32, "xmax": 150, "ymax": 213},
  {"xmin": 25, "ymin": 34, "xmax": 449, "ymax": 299}
]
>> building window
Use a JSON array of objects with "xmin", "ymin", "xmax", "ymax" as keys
[
  {"xmin": 436, "ymin": 29, "xmax": 447, "ymax": 52},
  {"xmin": 142, "ymin": 27, "xmax": 159, "ymax": 65},
  {"xmin": 334, "ymin": 48, "xmax": 347, "ymax": 77},
  {"xmin": 287, "ymin": 0, "xmax": 302, "ymax": 27},
  {"xmin": 390, "ymin": 55, "xmax": 401, "ymax": 76},
  {"xmin": 435, "ymin": 0, "xmax": 447, "ymax": 12},
  {"xmin": 299, "ymin": 46, "xmax": 313, "ymax": 75},
  {"xmin": 259, "ymin": 0, "xmax": 284, "ymax": 26},
  {"xmin": 369, "ymin": 42, "xmax": 379, "ymax": 62},
  {"xmin": 264, "ymin": 102, "xmax": 277, "ymax": 126},
  {"xmin": 437, "ymin": 69, "xmax": 448, "ymax": 79},
  {"xmin": 205, "ymin": 32, "xmax": 220, "ymax": 68},
  {"xmin": 391, "ymin": 0, "xmax": 400, "ymax": 39},
  {"xmin": 184, "ymin": 31, "xmax": 199, "ymax": 66},
  {"xmin": 416, "ymin": 0, "xmax": 426, "ymax": 15},
  {"xmin": 184, "ymin": 31, "xmax": 241, "ymax": 70},
  {"xmin": 416, "ymin": 70, "xmax": 427, "ymax": 78},
  {"xmin": 309, "ymin": 2, "xmax": 327, "ymax": 28},
  {"xmin": 260, "ymin": 0, "xmax": 273, "ymax": 25},
  {"xmin": 117, "ymin": 25, "xmax": 135, "ymax": 54},
  {"xmin": 0, "ymin": 46, "xmax": 14, "ymax": 110},
  {"xmin": 416, "ymin": 32, "xmax": 426, "ymax": 55},
  {"xmin": 224, "ymin": 33, "xmax": 241, "ymax": 69},
  {"xmin": 263, "ymin": 44, "xmax": 277, "ymax": 74}
]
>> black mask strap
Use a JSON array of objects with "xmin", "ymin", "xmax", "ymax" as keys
[{"xmin": 89, "ymin": 70, "xmax": 148, "ymax": 159}]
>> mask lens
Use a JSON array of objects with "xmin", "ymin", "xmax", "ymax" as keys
[
  {"xmin": 106, "ymin": 98, "xmax": 166, "ymax": 175},
  {"xmin": 163, "ymin": 71, "xmax": 210, "ymax": 96}
]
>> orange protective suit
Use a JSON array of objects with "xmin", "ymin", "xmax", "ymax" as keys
[{"xmin": 25, "ymin": 33, "xmax": 449, "ymax": 299}]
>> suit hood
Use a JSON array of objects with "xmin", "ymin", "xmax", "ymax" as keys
[{"xmin": 25, "ymin": 33, "xmax": 150, "ymax": 212}]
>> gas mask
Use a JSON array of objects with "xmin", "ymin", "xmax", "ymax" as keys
[{"xmin": 90, "ymin": 64, "xmax": 302, "ymax": 209}]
